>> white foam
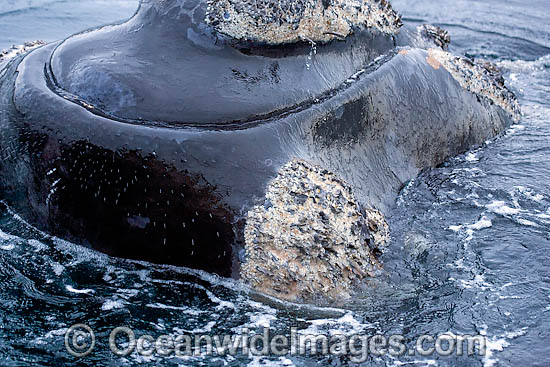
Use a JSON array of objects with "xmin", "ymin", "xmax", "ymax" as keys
[
  {"xmin": 42, "ymin": 327, "xmax": 68, "ymax": 339},
  {"xmin": 465, "ymin": 152, "xmax": 479, "ymax": 162},
  {"xmin": 486, "ymin": 201, "xmax": 521, "ymax": 216},
  {"xmin": 0, "ymin": 229, "xmax": 20, "ymax": 250},
  {"xmin": 396, "ymin": 179, "xmax": 416, "ymax": 207},
  {"xmin": 453, "ymin": 257, "xmax": 468, "ymax": 270},
  {"xmin": 247, "ymin": 356, "xmax": 295, "ymax": 367},
  {"xmin": 498, "ymin": 295, "xmax": 522, "ymax": 300},
  {"xmin": 449, "ymin": 215, "xmax": 492, "ymax": 243},
  {"xmin": 451, "ymin": 274, "xmax": 491, "ymax": 291},
  {"xmin": 192, "ymin": 321, "xmax": 217, "ymax": 333},
  {"xmin": 388, "ymin": 359, "xmax": 437, "ymax": 366},
  {"xmin": 232, "ymin": 300, "xmax": 278, "ymax": 332},
  {"xmin": 0, "ymin": 243, "xmax": 15, "ymax": 251},
  {"xmin": 66, "ymin": 285, "xmax": 95, "ymax": 294},
  {"xmin": 146, "ymin": 303, "xmax": 204, "ymax": 315},
  {"xmin": 204, "ymin": 288, "xmax": 236, "ymax": 310},
  {"xmin": 52, "ymin": 236, "xmax": 109, "ymax": 265},
  {"xmin": 116, "ymin": 288, "xmax": 140, "ymax": 299},
  {"xmin": 301, "ymin": 312, "xmax": 369, "ymax": 336},
  {"xmin": 515, "ymin": 186, "xmax": 544, "ymax": 203},
  {"xmin": 247, "ymin": 313, "xmax": 277, "ymax": 329},
  {"xmin": 469, "ymin": 216, "xmax": 493, "ymax": 230},
  {"xmin": 101, "ymin": 299, "xmax": 125, "ymax": 311},
  {"xmin": 516, "ymin": 218, "xmax": 538, "ymax": 227},
  {"xmin": 483, "ymin": 338, "xmax": 508, "ymax": 367},
  {"xmin": 28, "ymin": 239, "xmax": 47, "ymax": 251},
  {"xmin": 480, "ymin": 325, "xmax": 528, "ymax": 367},
  {"xmin": 0, "ymin": 228, "xmax": 19, "ymax": 241}
]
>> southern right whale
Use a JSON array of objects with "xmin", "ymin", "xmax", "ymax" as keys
[{"xmin": 0, "ymin": 0, "xmax": 519, "ymax": 302}]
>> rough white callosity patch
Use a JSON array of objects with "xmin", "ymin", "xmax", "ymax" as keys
[
  {"xmin": 417, "ymin": 24, "xmax": 451, "ymax": 50},
  {"xmin": 427, "ymin": 48, "xmax": 521, "ymax": 121},
  {"xmin": 206, "ymin": 0, "xmax": 402, "ymax": 45},
  {"xmin": 241, "ymin": 159, "xmax": 389, "ymax": 302},
  {"xmin": 0, "ymin": 41, "xmax": 44, "ymax": 65}
]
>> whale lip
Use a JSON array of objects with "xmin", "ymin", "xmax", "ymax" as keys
[
  {"xmin": 44, "ymin": 48, "xmax": 399, "ymax": 131},
  {"xmin": 45, "ymin": 0, "xmax": 397, "ymax": 129}
]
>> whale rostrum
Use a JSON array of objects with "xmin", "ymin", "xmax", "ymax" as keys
[{"xmin": 0, "ymin": 0, "xmax": 519, "ymax": 302}]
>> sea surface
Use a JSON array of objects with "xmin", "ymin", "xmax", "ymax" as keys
[{"xmin": 1, "ymin": 0, "xmax": 549, "ymax": 366}]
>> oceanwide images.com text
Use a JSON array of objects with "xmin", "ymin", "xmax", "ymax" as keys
[{"xmin": 65, "ymin": 324, "xmax": 487, "ymax": 362}]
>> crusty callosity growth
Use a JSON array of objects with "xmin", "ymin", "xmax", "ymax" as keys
[
  {"xmin": 241, "ymin": 159, "xmax": 389, "ymax": 302},
  {"xmin": 427, "ymin": 48, "xmax": 521, "ymax": 121},
  {"xmin": 206, "ymin": 0, "xmax": 402, "ymax": 45},
  {"xmin": 417, "ymin": 24, "xmax": 451, "ymax": 50},
  {"xmin": 0, "ymin": 41, "xmax": 44, "ymax": 66}
]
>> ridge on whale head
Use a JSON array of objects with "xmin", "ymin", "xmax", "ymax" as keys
[
  {"xmin": 0, "ymin": 0, "xmax": 518, "ymax": 303},
  {"xmin": 49, "ymin": 0, "xmax": 401, "ymax": 127}
]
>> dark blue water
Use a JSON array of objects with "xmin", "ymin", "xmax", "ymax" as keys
[{"xmin": 1, "ymin": 1, "xmax": 549, "ymax": 366}]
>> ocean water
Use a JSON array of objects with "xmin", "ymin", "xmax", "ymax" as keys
[
  {"xmin": 1, "ymin": 0, "xmax": 550, "ymax": 366},
  {"xmin": 0, "ymin": 0, "xmax": 137, "ymax": 50}
]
